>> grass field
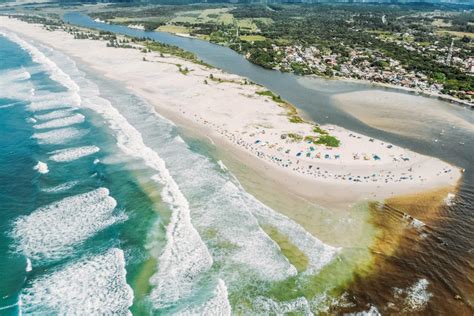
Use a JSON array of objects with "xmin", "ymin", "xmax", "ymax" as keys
[
  {"xmin": 240, "ymin": 35, "xmax": 266, "ymax": 42},
  {"xmin": 437, "ymin": 30, "xmax": 474, "ymax": 39},
  {"xmin": 171, "ymin": 8, "xmax": 234, "ymax": 25},
  {"xmin": 237, "ymin": 18, "xmax": 258, "ymax": 31},
  {"xmin": 158, "ymin": 24, "xmax": 190, "ymax": 34},
  {"xmin": 432, "ymin": 18, "xmax": 452, "ymax": 27}
]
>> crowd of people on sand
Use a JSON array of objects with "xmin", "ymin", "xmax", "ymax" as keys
[{"xmin": 183, "ymin": 109, "xmax": 455, "ymax": 185}]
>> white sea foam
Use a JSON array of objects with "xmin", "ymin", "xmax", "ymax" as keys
[
  {"xmin": 393, "ymin": 278, "xmax": 432, "ymax": 312},
  {"xmin": 33, "ymin": 113, "xmax": 85, "ymax": 129},
  {"xmin": 253, "ymin": 296, "xmax": 313, "ymax": 315},
  {"xmin": 0, "ymin": 302, "xmax": 20, "ymax": 311},
  {"xmin": 248, "ymin": 192, "xmax": 339, "ymax": 275},
  {"xmin": 444, "ymin": 193, "xmax": 456, "ymax": 206},
  {"xmin": 41, "ymin": 180, "xmax": 80, "ymax": 193},
  {"xmin": 174, "ymin": 135, "xmax": 185, "ymax": 143},
  {"xmin": 62, "ymin": 86, "xmax": 215, "ymax": 308},
  {"xmin": 32, "ymin": 127, "xmax": 87, "ymax": 145},
  {"xmin": 145, "ymin": 116, "xmax": 336, "ymax": 283},
  {"xmin": 175, "ymin": 156, "xmax": 336, "ymax": 278},
  {"xmin": 34, "ymin": 108, "xmax": 76, "ymax": 121},
  {"xmin": 0, "ymin": 68, "xmax": 31, "ymax": 82},
  {"xmin": 217, "ymin": 160, "xmax": 228, "ymax": 171},
  {"xmin": 57, "ymin": 65, "xmax": 216, "ymax": 308},
  {"xmin": 27, "ymin": 92, "xmax": 79, "ymax": 112},
  {"xmin": 410, "ymin": 218, "xmax": 426, "ymax": 229},
  {"xmin": 0, "ymin": 31, "xmax": 80, "ymax": 93},
  {"xmin": 350, "ymin": 305, "xmax": 381, "ymax": 316},
  {"xmin": 0, "ymin": 68, "xmax": 31, "ymax": 99},
  {"xmin": 175, "ymin": 279, "xmax": 231, "ymax": 315},
  {"xmin": 2, "ymin": 35, "xmax": 211, "ymax": 307},
  {"xmin": 33, "ymin": 161, "xmax": 48, "ymax": 174},
  {"xmin": 25, "ymin": 258, "xmax": 32, "ymax": 272},
  {"xmin": 0, "ymin": 101, "xmax": 23, "ymax": 109},
  {"xmin": 1, "ymin": 31, "xmax": 82, "ymax": 121},
  {"xmin": 6, "ymin": 32, "xmax": 338, "ymax": 311},
  {"xmin": 0, "ymin": 75, "xmax": 34, "ymax": 101},
  {"xmin": 12, "ymin": 188, "xmax": 124, "ymax": 261},
  {"xmin": 404, "ymin": 279, "xmax": 432, "ymax": 311},
  {"xmin": 20, "ymin": 248, "xmax": 133, "ymax": 314},
  {"xmin": 49, "ymin": 146, "xmax": 100, "ymax": 162}
]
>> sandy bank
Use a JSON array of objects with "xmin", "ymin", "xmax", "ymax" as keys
[
  {"xmin": 0, "ymin": 17, "xmax": 462, "ymax": 206},
  {"xmin": 310, "ymin": 75, "xmax": 473, "ymax": 109},
  {"xmin": 332, "ymin": 89, "xmax": 474, "ymax": 141}
]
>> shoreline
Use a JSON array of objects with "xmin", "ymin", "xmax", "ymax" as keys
[
  {"xmin": 154, "ymin": 27, "xmax": 472, "ymax": 109},
  {"xmin": 325, "ymin": 76, "xmax": 474, "ymax": 109},
  {"xmin": 0, "ymin": 16, "xmax": 462, "ymax": 207}
]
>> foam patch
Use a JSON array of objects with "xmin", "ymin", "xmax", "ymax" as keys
[
  {"xmin": 20, "ymin": 248, "xmax": 133, "ymax": 314},
  {"xmin": 32, "ymin": 127, "xmax": 88, "ymax": 145},
  {"xmin": 49, "ymin": 146, "xmax": 100, "ymax": 162},
  {"xmin": 12, "ymin": 188, "xmax": 124, "ymax": 261},
  {"xmin": 33, "ymin": 113, "xmax": 85, "ymax": 129}
]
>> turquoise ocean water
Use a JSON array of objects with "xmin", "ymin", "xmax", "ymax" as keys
[{"xmin": 0, "ymin": 32, "xmax": 354, "ymax": 314}]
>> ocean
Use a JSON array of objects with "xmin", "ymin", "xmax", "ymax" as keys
[{"xmin": 0, "ymin": 31, "xmax": 360, "ymax": 314}]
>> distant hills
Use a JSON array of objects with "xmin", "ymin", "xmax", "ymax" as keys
[{"xmin": 2, "ymin": 0, "xmax": 473, "ymax": 6}]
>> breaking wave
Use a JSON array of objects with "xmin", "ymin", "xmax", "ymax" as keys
[
  {"xmin": 33, "ymin": 113, "xmax": 85, "ymax": 129},
  {"xmin": 33, "ymin": 161, "xmax": 49, "ymax": 174},
  {"xmin": 12, "ymin": 188, "xmax": 124, "ymax": 261},
  {"xmin": 32, "ymin": 127, "xmax": 88, "ymax": 145},
  {"xmin": 41, "ymin": 180, "xmax": 80, "ymax": 193},
  {"xmin": 34, "ymin": 108, "xmax": 77, "ymax": 121},
  {"xmin": 20, "ymin": 248, "xmax": 133, "ymax": 314},
  {"xmin": 3, "ymin": 28, "xmax": 340, "ymax": 314},
  {"xmin": 49, "ymin": 145, "xmax": 100, "ymax": 162},
  {"xmin": 13, "ymin": 36, "xmax": 217, "ymax": 309},
  {"xmin": 253, "ymin": 296, "xmax": 313, "ymax": 315},
  {"xmin": 175, "ymin": 279, "xmax": 231, "ymax": 315}
]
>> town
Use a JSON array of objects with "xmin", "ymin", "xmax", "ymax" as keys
[{"xmin": 84, "ymin": 3, "xmax": 473, "ymax": 104}]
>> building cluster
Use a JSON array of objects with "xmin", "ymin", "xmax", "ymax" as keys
[{"xmin": 269, "ymin": 44, "xmax": 445, "ymax": 94}]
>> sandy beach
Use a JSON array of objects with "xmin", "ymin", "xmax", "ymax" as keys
[{"xmin": 0, "ymin": 16, "xmax": 462, "ymax": 206}]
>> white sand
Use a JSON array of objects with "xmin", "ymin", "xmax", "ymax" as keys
[{"xmin": 0, "ymin": 17, "xmax": 462, "ymax": 204}]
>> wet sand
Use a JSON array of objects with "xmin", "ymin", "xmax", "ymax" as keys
[{"xmin": 332, "ymin": 90, "xmax": 474, "ymax": 141}]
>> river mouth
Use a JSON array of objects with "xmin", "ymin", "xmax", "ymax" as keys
[
  {"xmin": 5, "ymin": 11, "xmax": 473, "ymax": 313},
  {"xmin": 332, "ymin": 89, "xmax": 474, "ymax": 142}
]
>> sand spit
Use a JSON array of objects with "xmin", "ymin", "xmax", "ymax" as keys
[{"xmin": 0, "ymin": 16, "xmax": 462, "ymax": 205}]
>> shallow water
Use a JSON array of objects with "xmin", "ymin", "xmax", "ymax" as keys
[{"xmin": 0, "ymin": 29, "xmax": 373, "ymax": 314}]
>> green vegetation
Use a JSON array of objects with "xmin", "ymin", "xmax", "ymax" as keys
[
  {"xmin": 287, "ymin": 133, "xmax": 303, "ymax": 142},
  {"xmin": 315, "ymin": 135, "xmax": 340, "ymax": 147},
  {"xmin": 313, "ymin": 125, "xmax": 329, "ymax": 135},
  {"xmin": 304, "ymin": 135, "xmax": 318, "ymax": 143},
  {"xmin": 289, "ymin": 115, "xmax": 304, "ymax": 123},
  {"xmin": 239, "ymin": 35, "xmax": 266, "ymax": 42},
  {"xmin": 146, "ymin": 41, "xmax": 195, "ymax": 60},
  {"xmin": 90, "ymin": 4, "xmax": 473, "ymax": 101},
  {"xmin": 256, "ymin": 90, "xmax": 284, "ymax": 103},
  {"xmin": 178, "ymin": 66, "xmax": 190, "ymax": 75},
  {"xmin": 158, "ymin": 24, "xmax": 190, "ymax": 34},
  {"xmin": 144, "ymin": 41, "xmax": 212, "ymax": 68}
]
